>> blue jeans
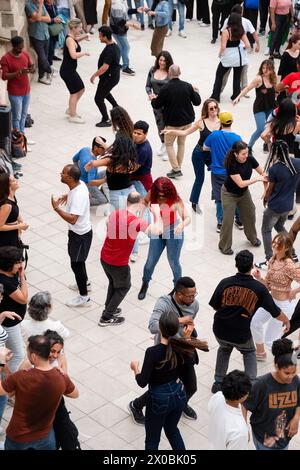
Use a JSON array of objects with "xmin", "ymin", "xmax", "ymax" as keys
[
  {"xmin": 0, "ymin": 395, "xmax": 7, "ymax": 424},
  {"xmin": 131, "ymin": 180, "xmax": 150, "ymax": 255},
  {"xmin": 5, "ymin": 428, "xmax": 56, "ymax": 450},
  {"xmin": 216, "ymin": 201, "xmax": 241, "ymax": 225},
  {"xmin": 252, "ymin": 432, "xmax": 289, "ymax": 450},
  {"xmin": 189, "ymin": 145, "xmax": 211, "ymax": 204},
  {"xmin": 3, "ymin": 324, "xmax": 24, "ymax": 373},
  {"xmin": 145, "ymin": 380, "xmax": 186, "ymax": 450},
  {"xmin": 112, "ymin": 34, "xmax": 130, "ymax": 69},
  {"xmin": 248, "ymin": 110, "xmax": 273, "ymax": 149},
  {"xmin": 142, "ymin": 223, "xmax": 184, "ymax": 284},
  {"xmin": 108, "ymin": 185, "xmax": 135, "ymax": 211},
  {"xmin": 168, "ymin": 0, "xmax": 185, "ymax": 31},
  {"xmin": 8, "ymin": 94, "xmax": 30, "ymax": 134}
]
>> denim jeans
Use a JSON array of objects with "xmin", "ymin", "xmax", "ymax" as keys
[
  {"xmin": 145, "ymin": 380, "xmax": 186, "ymax": 450},
  {"xmin": 142, "ymin": 223, "xmax": 184, "ymax": 284},
  {"xmin": 252, "ymin": 432, "xmax": 289, "ymax": 451},
  {"xmin": 131, "ymin": 180, "xmax": 150, "ymax": 255},
  {"xmin": 5, "ymin": 428, "xmax": 56, "ymax": 450},
  {"xmin": 0, "ymin": 395, "xmax": 7, "ymax": 423},
  {"xmin": 88, "ymin": 186, "xmax": 107, "ymax": 206},
  {"xmin": 108, "ymin": 185, "xmax": 135, "ymax": 211},
  {"xmin": 261, "ymin": 207, "xmax": 289, "ymax": 260},
  {"xmin": 112, "ymin": 34, "xmax": 130, "ymax": 69},
  {"xmin": 214, "ymin": 335, "xmax": 257, "ymax": 384},
  {"xmin": 9, "ymin": 94, "xmax": 30, "ymax": 134},
  {"xmin": 189, "ymin": 145, "xmax": 211, "ymax": 204},
  {"xmin": 248, "ymin": 110, "xmax": 273, "ymax": 149},
  {"xmin": 3, "ymin": 324, "xmax": 24, "ymax": 373},
  {"xmin": 168, "ymin": 0, "xmax": 185, "ymax": 31}
]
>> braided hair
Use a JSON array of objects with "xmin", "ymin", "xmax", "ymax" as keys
[{"xmin": 264, "ymin": 140, "xmax": 297, "ymax": 175}]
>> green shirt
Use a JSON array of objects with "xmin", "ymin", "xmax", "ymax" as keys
[{"xmin": 25, "ymin": 1, "xmax": 50, "ymax": 40}]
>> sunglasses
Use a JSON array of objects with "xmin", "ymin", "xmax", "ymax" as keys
[{"xmin": 209, "ymin": 106, "xmax": 218, "ymax": 111}]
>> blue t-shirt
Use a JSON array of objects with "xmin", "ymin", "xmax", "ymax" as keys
[
  {"xmin": 72, "ymin": 147, "xmax": 98, "ymax": 184},
  {"xmin": 204, "ymin": 130, "xmax": 242, "ymax": 175},
  {"xmin": 132, "ymin": 140, "xmax": 153, "ymax": 177},
  {"xmin": 268, "ymin": 159, "xmax": 300, "ymax": 213},
  {"xmin": 25, "ymin": 1, "xmax": 50, "ymax": 40}
]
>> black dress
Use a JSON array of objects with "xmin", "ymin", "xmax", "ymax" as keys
[
  {"xmin": 83, "ymin": 0, "xmax": 98, "ymax": 25},
  {"xmin": 0, "ymin": 197, "xmax": 20, "ymax": 248},
  {"xmin": 60, "ymin": 35, "xmax": 84, "ymax": 94}
]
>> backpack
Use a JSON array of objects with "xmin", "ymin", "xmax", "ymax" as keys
[
  {"xmin": 11, "ymin": 129, "xmax": 27, "ymax": 159},
  {"xmin": 0, "ymin": 148, "xmax": 13, "ymax": 174}
]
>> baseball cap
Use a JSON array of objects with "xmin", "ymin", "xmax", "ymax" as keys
[{"xmin": 219, "ymin": 111, "xmax": 233, "ymax": 125}]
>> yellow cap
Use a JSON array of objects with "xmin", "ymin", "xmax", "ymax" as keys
[{"xmin": 219, "ymin": 111, "xmax": 233, "ymax": 125}]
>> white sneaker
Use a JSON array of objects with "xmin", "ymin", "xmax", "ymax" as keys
[
  {"xmin": 27, "ymin": 139, "xmax": 36, "ymax": 145},
  {"xmin": 66, "ymin": 295, "xmax": 92, "ymax": 308},
  {"xmin": 200, "ymin": 22, "xmax": 209, "ymax": 27},
  {"xmin": 157, "ymin": 143, "xmax": 166, "ymax": 156},
  {"xmin": 166, "ymin": 29, "xmax": 172, "ymax": 37},
  {"xmin": 69, "ymin": 115, "xmax": 85, "ymax": 124},
  {"xmin": 178, "ymin": 30, "xmax": 187, "ymax": 38},
  {"xmin": 38, "ymin": 76, "xmax": 51, "ymax": 85},
  {"xmin": 46, "ymin": 73, "xmax": 53, "ymax": 82},
  {"xmin": 66, "ymin": 109, "xmax": 82, "ymax": 118},
  {"xmin": 68, "ymin": 282, "xmax": 92, "ymax": 292},
  {"xmin": 130, "ymin": 253, "xmax": 138, "ymax": 263},
  {"xmin": 186, "ymin": 19, "xmax": 191, "ymax": 22},
  {"xmin": 197, "ymin": 20, "xmax": 203, "ymax": 24},
  {"xmin": 162, "ymin": 154, "xmax": 168, "ymax": 161},
  {"xmin": 27, "ymin": 146, "xmax": 32, "ymax": 152},
  {"xmin": 264, "ymin": 47, "xmax": 270, "ymax": 56}
]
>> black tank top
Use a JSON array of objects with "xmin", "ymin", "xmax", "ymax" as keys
[
  {"xmin": 198, "ymin": 121, "xmax": 221, "ymax": 147},
  {"xmin": 0, "ymin": 197, "xmax": 20, "ymax": 247},
  {"xmin": 274, "ymin": 131, "xmax": 296, "ymax": 155},
  {"xmin": 226, "ymin": 39, "xmax": 240, "ymax": 48},
  {"xmin": 253, "ymin": 78, "xmax": 276, "ymax": 114},
  {"xmin": 61, "ymin": 35, "xmax": 81, "ymax": 72},
  {"xmin": 106, "ymin": 170, "xmax": 132, "ymax": 190}
]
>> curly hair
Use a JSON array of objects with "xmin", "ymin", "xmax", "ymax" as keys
[
  {"xmin": 110, "ymin": 106, "xmax": 134, "ymax": 140},
  {"xmin": 153, "ymin": 50, "xmax": 174, "ymax": 71},
  {"xmin": 149, "ymin": 177, "xmax": 181, "ymax": 205},
  {"xmin": 28, "ymin": 291, "xmax": 52, "ymax": 321},
  {"xmin": 108, "ymin": 136, "xmax": 138, "ymax": 173}
]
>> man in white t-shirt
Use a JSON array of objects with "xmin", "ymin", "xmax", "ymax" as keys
[
  {"xmin": 208, "ymin": 370, "xmax": 252, "ymax": 450},
  {"xmin": 51, "ymin": 164, "xmax": 93, "ymax": 307},
  {"xmin": 221, "ymin": 4, "xmax": 260, "ymax": 93}
]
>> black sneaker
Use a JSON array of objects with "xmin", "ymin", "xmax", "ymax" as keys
[
  {"xmin": 102, "ymin": 308, "xmax": 122, "ymax": 317},
  {"xmin": 148, "ymin": 24, "xmax": 154, "ymax": 29},
  {"xmin": 254, "ymin": 260, "xmax": 268, "ymax": 270},
  {"xmin": 128, "ymin": 401, "xmax": 145, "ymax": 426},
  {"xmin": 234, "ymin": 220, "xmax": 244, "ymax": 230},
  {"xmin": 252, "ymin": 238, "xmax": 261, "ymax": 247},
  {"xmin": 211, "ymin": 382, "xmax": 222, "ymax": 394},
  {"xmin": 166, "ymin": 169, "xmax": 182, "ymax": 178},
  {"xmin": 141, "ymin": 24, "xmax": 145, "ymax": 30},
  {"xmin": 216, "ymin": 223, "xmax": 222, "ymax": 233},
  {"xmin": 192, "ymin": 203, "xmax": 202, "ymax": 214},
  {"xmin": 96, "ymin": 120, "xmax": 112, "ymax": 127},
  {"xmin": 182, "ymin": 404, "xmax": 197, "ymax": 420},
  {"xmin": 53, "ymin": 55, "xmax": 62, "ymax": 61},
  {"xmin": 98, "ymin": 316, "xmax": 125, "ymax": 327},
  {"xmin": 122, "ymin": 67, "xmax": 136, "ymax": 76}
]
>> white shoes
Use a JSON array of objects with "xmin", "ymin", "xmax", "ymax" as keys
[
  {"xmin": 66, "ymin": 108, "xmax": 82, "ymax": 119},
  {"xmin": 178, "ymin": 30, "xmax": 187, "ymax": 38},
  {"xmin": 69, "ymin": 115, "xmax": 85, "ymax": 124},
  {"xmin": 38, "ymin": 76, "xmax": 51, "ymax": 85},
  {"xmin": 166, "ymin": 29, "xmax": 172, "ymax": 37},
  {"xmin": 162, "ymin": 154, "xmax": 168, "ymax": 161},
  {"xmin": 27, "ymin": 139, "xmax": 35, "ymax": 145},
  {"xmin": 66, "ymin": 295, "xmax": 92, "ymax": 308},
  {"xmin": 68, "ymin": 282, "xmax": 92, "ymax": 292},
  {"xmin": 157, "ymin": 143, "xmax": 166, "ymax": 156},
  {"xmin": 199, "ymin": 22, "xmax": 209, "ymax": 27},
  {"xmin": 130, "ymin": 253, "xmax": 138, "ymax": 263},
  {"xmin": 264, "ymin": 47, "xmax": 270, "ymax": 56},
  {"xmin": 27, "ymin": 146, "xmax": 32, "ymax": 152}
]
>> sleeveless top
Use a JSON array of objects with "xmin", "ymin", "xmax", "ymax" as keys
[
  {"xmin": 220, "ymin": 30, "xmax": 248, "ymax": 68},
  {"xmin": 198, "ymin": 121, "xmax": 221, "ymax": 147},
  {"xmin": 253, "ymin": 78, "xmax": 276, "ymax": 114},
  {"xmin": 159, "ymin": 203, "xmax": 177, "ymax": 227},
  {"xmin": 0, "ymin": 197, "xmax": 20, "ymax": 247},
  {"xmin": 106, "ymin": 170, "xmax": 132, "ymax": 190},
  {"xmin": 274, "ymin": 130, "xmax": 296, "ymax": 155},
  {"xmin": 60, "ymin": 35, "xmax": 80, "ymax": 72}
]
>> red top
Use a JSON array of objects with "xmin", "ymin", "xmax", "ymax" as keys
[
  {"xmin": 101, "ymin": 210, "xmax": 149, "ymax": 266},
  {"xmin": 282, "ymin": 72, "xmax": 300, "ymax": 108},
  {"xmin": 0, "ymin": 51, "xmax": 32, "ymax": 96},
  {"xmin": 159, "ymin": 203, "xmax": 177, "ymax": 227}
]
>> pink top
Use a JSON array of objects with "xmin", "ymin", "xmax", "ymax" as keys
[
  {"xmin": 270, "ymin": 0, "xmax": 291, "ymax": 15},
  {"xmin": 265, "ymin": 258, "xmax": 300, "ymax": 292}
]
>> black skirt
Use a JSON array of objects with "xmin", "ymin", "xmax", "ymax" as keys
[{"xmin": 60, "ymin": 69, "xmax": 84, "ymax": 95}]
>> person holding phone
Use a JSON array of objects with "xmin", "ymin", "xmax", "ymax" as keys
[{"xmin": 0, "ymin": 36, "xmax": 35, "ymax": 135}]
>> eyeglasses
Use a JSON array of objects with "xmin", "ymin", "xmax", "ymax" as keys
[{"xmin": 180, "ymin": 291, "xmax": 198, "ymax": 299}]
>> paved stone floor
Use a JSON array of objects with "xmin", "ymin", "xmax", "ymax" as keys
[{"xmin": 2, "ymin": 2, "xmax": 300, "ymax": 450}]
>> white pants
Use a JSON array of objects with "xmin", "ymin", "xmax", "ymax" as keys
[
  {"xmin": 3, "ymin": 324, "xmax": 25, "ymax": 372},
  {"xmin": 250, "ymin": 299, "xmax": 295, "ymax": 350}
]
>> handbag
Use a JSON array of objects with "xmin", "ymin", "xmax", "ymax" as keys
[{"xmin": 49, "ymin": 22, "xmax": 64, "ymax": 36}]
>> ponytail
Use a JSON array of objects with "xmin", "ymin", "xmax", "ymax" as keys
[{"xmin": 157, "ymin": 337, "xmax": 209, "ymax": 370}]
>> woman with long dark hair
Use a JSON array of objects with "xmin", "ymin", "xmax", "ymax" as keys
[
  {"xmin": 162, "ymin": 98, "xmax": 220, "ymax": 214},
  {"xmin": 0, "ymin": 172, "xmax": 28, "ymax": 249},
  {"xmin": 233, "ymin": 59, "xmax": 276, "ymax": 154},
  {"xmin": 146, "ymin": 50, "xmax": 174, "ymax": 158},
  {"xmin": 251, "ymin": 233, "xmax": 300, "ymax": 359},
  {"xmin": 130, "ymin": 310, "xmax": 208, "ymax": 450},
  {"xmin": 219, "ymin": 141, "xmax": 266, "ymax": 255},
  {"xmin": 211, "ymin": 12, "xmax": 250, "ymax": 102},
  {"xmin": 243, "ymin": 338, "xmax": 300, "ymax": 450},
  {"xmin": 138, "ymin": 177, "xmax": 190, "ymax": 300},
  {"xmin": 278, "ymin": 33, "xmax": 300, "ymax": 79},
  {"xmin": 110, "ymin": 105, "xmax": 134, "ymax": 140}
]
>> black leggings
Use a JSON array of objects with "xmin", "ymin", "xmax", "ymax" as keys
[
  {"xmin": 211, "ymin": 62, "xmax": 242, "ymax": 102},
  {"xmin": 94, "ymin": 75, "xmax": 120, "ymax": 121},
  {"xmin": 71, "ymin": 261, "xmax": 88, "ymax": 296}
]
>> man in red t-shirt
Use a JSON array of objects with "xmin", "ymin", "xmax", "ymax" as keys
[
  {"xmin": 99, "ymin": 191, "xmax": 161, "ymax": 326},
  {"xmin": 277, "ymin": 58, "xmax": 300, "ymax": 109},
  {"xmin": 1, "ymin": 36, "xmax": 35, "ymax": 134},
  {"xmin": 0, "ymin": 335, "xmax": 79, "ymax": 450}
]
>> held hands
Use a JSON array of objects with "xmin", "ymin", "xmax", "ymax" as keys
[
  {"xmin": 179, "ymin": 315, "xmax": 194, "ymax": 326},
  {"xmin": 183, "ymin": 323, "xmax": 195, "ymax": 338}
]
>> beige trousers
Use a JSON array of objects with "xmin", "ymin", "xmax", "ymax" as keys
[
  {"xmin": 164, "ymin": 124, "xmax": 191, "ymax": 171},
  {"xmin": 102, "ymin": 0, "xmax": 112, "ymax": 24}
]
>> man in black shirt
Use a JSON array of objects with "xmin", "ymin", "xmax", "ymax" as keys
[
  {"xmin": 152, "ymin": 64, "xmax": 201, "ymax": 179},
  {"xmin": 209, "ymin": 250, "xmax": 290, "ymax": 393},
  {"xmin": 90, "ymin": 25, "xmax": 121, "ymax": 128}
]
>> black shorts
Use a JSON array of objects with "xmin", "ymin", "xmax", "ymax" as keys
[
  {"xmin": 68, "ymin": 229, "xmax": 92, "ymax": 263},
  {"xmin": 60, "ymin": 69, "xmax": 84, "ymax": 95}
]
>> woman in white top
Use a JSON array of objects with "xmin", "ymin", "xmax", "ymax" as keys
[{"xmin": 21, "ymin": 291, "xmax": 70, "ymax": 341}]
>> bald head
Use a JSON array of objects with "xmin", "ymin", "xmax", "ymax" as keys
[
  {"xmin": 169, "ymin": 64, "xmax": 181, "ymax": 79},
  {"xmin": 127, "ymin": 191, "xmax": 142, "ymax": 206}
]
